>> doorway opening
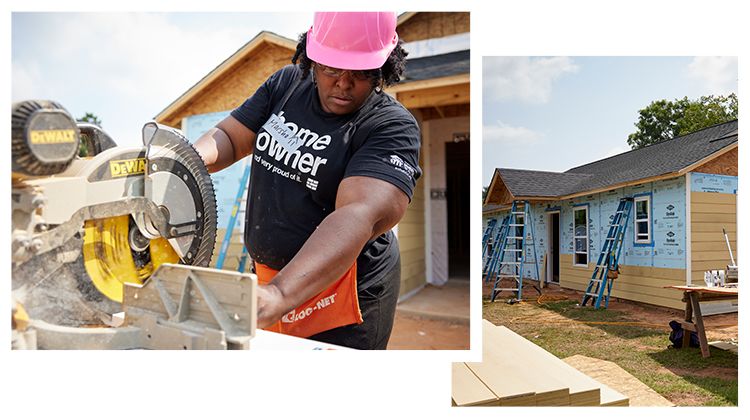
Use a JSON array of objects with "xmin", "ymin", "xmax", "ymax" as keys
[
  {"xmin": 548, "ymin": 211, "xmax": 560, "ymax": 283},
  {"xmin": 446, "ymin": 138, "xmax": 470, "ymax": 279}
]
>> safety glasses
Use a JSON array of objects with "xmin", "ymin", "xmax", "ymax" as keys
[{"xmin": 315, "ymin": 63, "xmax": 374, "ymax": 81}]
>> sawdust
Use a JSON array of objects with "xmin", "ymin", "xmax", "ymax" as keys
[{"xmin": 13, "ymin": 241, "xmax": 120, "ymax": 327}]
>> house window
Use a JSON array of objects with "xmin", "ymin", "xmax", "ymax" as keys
[
  {"xmin": 634, "ymin": 196, "xmax": 651, "ymax": 244},
  {"xmin": 573, "ymin": 206, "xmax": 588, "ymax": 266}
]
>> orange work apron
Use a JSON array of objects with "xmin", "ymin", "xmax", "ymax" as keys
[{"xmin": 255, "ymin": 262, "xmax": 363, "ymax": 338}]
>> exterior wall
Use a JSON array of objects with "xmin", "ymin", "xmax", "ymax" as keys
[
  {"xmin": 398, "ymin": 12, "xmax": 470, "ymax": 42},
  {"xmin": 160, "ymin": 43, "xmax": 293, "ymax": 128},
  {"xmin": 421, "ymin": 116, "xmax": 470, "ymax": 285},
  {"xmin": 487, "ymin": 177, "xmax": 691, "ymax": 309},
  {"xmin": 689, "ymin": 173, "xmax": 738, "ymax": 280},
  {"xmin": 558, "ymin": 178, "xmax": 689, "ymax": 309},
  {"xmin": 396, "ymin": 108, "xmax": 426, "ymax": 297},
  {"xmin": 398, "ymin": 169, "xmax": 426, "ymax": 296},
  {"xmin": 559, "ymin": 254, "xmax": 686, "ymax": 309},
  {"xmin": 689, "ymin": 172, "xmax": 738, "ymax": 314}
]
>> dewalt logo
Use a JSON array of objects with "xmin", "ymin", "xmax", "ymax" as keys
[
  {"xmin": 109, "ymin": 158, "xmax": 146, "ymax": 177},
  {"xmin": 29, "ymin": 129, "xmax": 77, "ymax": 144}
]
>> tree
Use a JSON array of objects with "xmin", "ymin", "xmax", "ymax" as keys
[
  {"xmin": 482, "ymin": 186, "xmax": 488, "ymax": 204},
  {"xmin": 627, "ymin": 93, "xmax": 737, "ymax": 150},
  {"xmin": 78, "ymin": 112, "xmax": 102, "ymax": 126}
]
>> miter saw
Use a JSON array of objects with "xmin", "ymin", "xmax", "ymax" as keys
[{"xmin": 11, "ymin": 100, "xmax": 256, "ymax": 349}]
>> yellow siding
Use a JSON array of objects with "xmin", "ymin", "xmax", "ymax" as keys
[
  {"xmin": 398, "ymin": 175, "xmax": 426, "ymax": 296},
  {"xmin": 690, "ymin": 191, "xmax": 737, "ymax": 282},
  {"xmin": 559, "ymin": 254, "xmax": 686, "ymax": 310}
]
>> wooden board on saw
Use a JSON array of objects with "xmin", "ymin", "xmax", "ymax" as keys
[
  {"xmin": 451, "ymin": 362, "xmax": 499, "ymax": 407},
  {"xmin": 463, "ymin": 320, "xmax": 571, "ymax": 406}
]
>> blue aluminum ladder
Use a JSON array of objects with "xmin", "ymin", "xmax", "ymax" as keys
[
  {"xmin": 482, "ymin": 218, "xmax": 498, "ymax": 262},
  {"xmin": 216, "ymin": 159, "xmax": 251, "ymax": 271},
  {"xmin": 490, "ymin": 201, "xmax": 540, "ymax": 302},
  {"xmin": 581, "ymin": 197, "xmax": 634, "ymax": 309},
  {"xmin": 483, "ymin": 215, "xmax": 510, "ymax": 282}
]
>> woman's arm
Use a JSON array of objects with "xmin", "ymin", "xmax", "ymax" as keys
[
  {"xmin": 193, "ymin": 115, "xmax": 256, "ymax": 173},
  {"xmin": 256, "ymin": 175, "xmax": 410, "ymax": 327}
]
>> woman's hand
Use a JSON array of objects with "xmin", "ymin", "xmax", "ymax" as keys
[{"xmin": 256, "ymin": 282, "xmax": 292, "ymax": 328}]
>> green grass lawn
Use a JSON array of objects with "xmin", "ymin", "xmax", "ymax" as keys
[{"xmin": 483, "ymin": 299, "xmax": 737, "ymax": 406}]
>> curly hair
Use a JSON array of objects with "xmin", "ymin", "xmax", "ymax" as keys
[{"xmin": 291, "ymin": 32, "xmax": 408, "ymax": 89}]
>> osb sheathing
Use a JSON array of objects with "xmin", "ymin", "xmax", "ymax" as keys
[
  {"xmin": 485, "ymin": 174, "xmax": 514, "ymax": 206},
  {"xmin": 692, "ymin": 147, "xmax": 738, "ymax": 176},
  {"xmin": 398, "ymin": 12, "xmax": 470, "ymax": 42},
  {"xmin": 160, "ymin": 43, "xmax": 294, "ymax": 128}
]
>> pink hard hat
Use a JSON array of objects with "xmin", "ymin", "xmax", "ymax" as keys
[{"xmin": 306, "ymin": 12, "xmax": 399, "ymax": 70}]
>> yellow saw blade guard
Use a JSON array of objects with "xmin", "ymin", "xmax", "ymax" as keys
[{"xmin": 83, "ymin": 215, "xmax": 179, "ymax": 302}]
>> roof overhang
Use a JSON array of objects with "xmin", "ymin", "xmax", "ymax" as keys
[
  {"xmin": 385, "ymin": 73, "xmax": 469, "ymax": 94},
  {"xmin": 397, "ymin": 12, "xmax": 418, "ymax": 26}
]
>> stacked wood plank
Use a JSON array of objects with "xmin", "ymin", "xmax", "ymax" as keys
[{"xmin": 452, "ymin": 320, "xmax": 629, "ymax": 407}]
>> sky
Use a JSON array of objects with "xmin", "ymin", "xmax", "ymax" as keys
[
  {"xmin": 12, "ymin": 12, "xmax": 314, "ymax": 148},
  {"xmin": 482, "ymin": 56, "xmax": 739, "ymax": 186}
]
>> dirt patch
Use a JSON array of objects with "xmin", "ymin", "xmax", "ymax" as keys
[
  {"xmin": 667, "ymin": 366, "xmax": 738, "ymax": 381},
  {"xmin": 487, "ymin": 282, "xmax": 738, "ymax": 339},
  {"xmin": 387, "ymin": 311, "xmax": 469, "ymax": 350},
  {"xmin": 664, "ymin": 391, "xmax": 713, "ymax": 407}
]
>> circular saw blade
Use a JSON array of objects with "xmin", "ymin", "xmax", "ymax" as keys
[
  {"xmin": 82, "ymin": 215, "xmax": 180, "ymax": 302},
  {"xmin": 81, "ymin": 128, "xmax": 217, "ymax": 305}
]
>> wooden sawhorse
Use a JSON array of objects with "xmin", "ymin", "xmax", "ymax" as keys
[{"xmin": 666, "ymin": 285, "xmax": 738, "ymax": 358}]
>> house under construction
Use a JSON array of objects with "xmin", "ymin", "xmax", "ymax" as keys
[{"xmin": 483, "ymin": 120, "xmax": 738, "ymax": 314}]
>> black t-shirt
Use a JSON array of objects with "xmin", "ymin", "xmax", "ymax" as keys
[{"xmin": 231, "ymin": 65, "xmax": 421, "ymax": 291}]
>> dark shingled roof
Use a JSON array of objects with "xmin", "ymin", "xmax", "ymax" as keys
[
  {"xmin": 495, "ymin": 120, "xmax": 738, "ymax": 198},
  {"xmin": 399, "ymin": 50, "xmax": 469, "ymax": 83},
  {"xmin": 497, "ymin": 169, "xmax": 593, "ymax": 197}
]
